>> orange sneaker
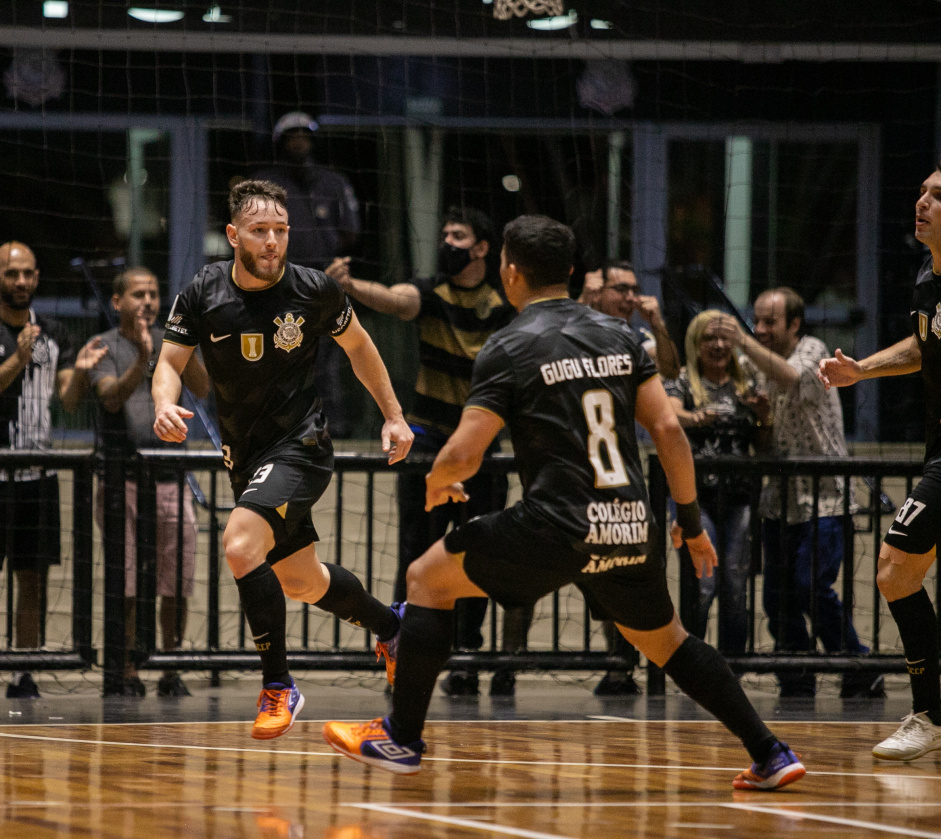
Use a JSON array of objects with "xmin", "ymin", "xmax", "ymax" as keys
[
  {"xmin": 375, "ymin": 602, "xmax": 405, "ymax": 684},
  {"xmin": 251, "ymin": 682, "xmax": 305, "ymax": 740},
  {"xmin": 323, "ymin": 717, "xmax": 423, "ymax": 775}
]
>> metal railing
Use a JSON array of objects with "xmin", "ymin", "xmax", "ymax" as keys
[{"xmin": 0, "ymin": 448, "xmax": 934, "ymax": 694}]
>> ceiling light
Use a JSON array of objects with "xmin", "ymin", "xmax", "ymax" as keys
[
  {"xmin": 203, "ymin": 5, "xmax": 232, "ymax": 23},
  {"xmin": 128, "ymin": 8, "xmax": 185, "ymax": 24},
  {"xmin": 590, "ymin": 19, "xmax": 613, "ymax": 30},
  {"xmin": 527, "ymin": 10, "xmax": 577, "ymax": 30},
  {"xmin": 43, "ymin": 1, "xmax": 69, "ymax": 18},
  {"xmin": 502, "ymin": 175, "xmax": 521, "ymax": 192}
]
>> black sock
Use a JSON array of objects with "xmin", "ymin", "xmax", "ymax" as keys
[
  {"xmin": 388, "ymin": 604, "xmax": 454, "ymax": 745},
  {"xmin": 235, "ymin": 564, "xmax": 290, "ymax": 687},
  {"xmin": 313, "ymin": 564, "xmax": 399, "ymax": 640},
  {"xmin": 888, "ymin": 588, "xmax": 941, "ymax": 724},
  {"xmin": 663, "ymin": 635, "xmax": 778, "ymax": 764}
]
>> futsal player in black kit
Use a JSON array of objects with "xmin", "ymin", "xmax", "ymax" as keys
[
  {"xmin": 324, "ymin": 215, "xmax": 806, "ymax": 790},
  {"xmin": 153, "ymin": 180, "xmax": 413, "ymax": 740},
  {"xmin": 819, "ymin": 164, "xmax": 941, "ymax": 761}
]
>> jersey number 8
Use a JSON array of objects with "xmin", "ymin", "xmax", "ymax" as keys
[{"xmin": 582, "ymin": 389, "xmax": 629, "ymax": 488}]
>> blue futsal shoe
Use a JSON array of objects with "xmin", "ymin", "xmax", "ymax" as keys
[{"xmin": 323, "ymin": 717, "xmax": 424, "ymax": 775}]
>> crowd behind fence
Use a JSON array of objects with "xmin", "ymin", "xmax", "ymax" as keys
[{"xmin": 0, "ymin": 448, "xmax": 936, "ymax": 695}]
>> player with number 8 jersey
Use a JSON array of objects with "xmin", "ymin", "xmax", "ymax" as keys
[{"xmin": 323, "ymin": 215, "xmax": 805, "ymax": 790}]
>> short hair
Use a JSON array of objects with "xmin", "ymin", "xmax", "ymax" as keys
[
  {"xmin": 603, "ymin": 260, "xmax": 637, "ymax": 286},
  {"xmin": 502, "ymin": 215, "xmax": 575, "ymax": 289},
  {"xmin": 761, "ymin": 286, "xmax": 806, "ymax": 336},
  {"xmin": 442, "ymin": 205, "xmax": 495, "ymax": 247},
  {"xmin": 228, "ymin": 179, "xmax": 288, "ymax": 222},
  {"xmin": 112, "ymin": 266, "xmax": 156, "ymax": 297}
]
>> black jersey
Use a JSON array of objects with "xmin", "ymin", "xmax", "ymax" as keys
[
  {"xmin": 912, "ymin": 255, "xmax": 941, "ymax": 463},
  {"xmin": 164, "ymin": 260, "xmax": 353, "ymax": 476},
  {"xmin": 467, "ymin": 297, "xmax": 658, "ymax": 552}
]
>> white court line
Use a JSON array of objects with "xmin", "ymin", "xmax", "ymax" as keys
[
  {"xmin": 1, "ymin": 729, "xmax": 938, "ymax": 782},
  {"xmin": 724, "ymin": 803, "xmax": 941, "ymax": 839},
  {"xmin": 353, "ymin": 803, "xmax": 576, "ymax": 839},
  {"xmin": 0, "ymin": 717, "xmax": 904, "ymax": 728}
]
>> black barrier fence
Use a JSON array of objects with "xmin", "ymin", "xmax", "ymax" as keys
[{"xmin": 0, "ymin": 449, "xmax": 935, "ymax": 695}]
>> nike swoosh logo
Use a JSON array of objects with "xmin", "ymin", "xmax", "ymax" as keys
[
  {"xmin": 251, "ymin": 633, "xmax": 268, "ymax": 641},
  {"xmin": 210, "ymin": 333, "xmax": 231, "ymax": 342},
  {"xmin": 887, "ymin": 527, "xmax": 904, "ymax": 536}
]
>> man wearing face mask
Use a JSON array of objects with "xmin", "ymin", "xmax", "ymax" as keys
[{"xmin": 332, "ymin": 207, "xmax": 519, "ymax": 696}]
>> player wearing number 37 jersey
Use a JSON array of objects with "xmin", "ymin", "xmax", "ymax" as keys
[{"xmin": 323, "ymin": 214, "xmax": 805, "ymax": 791}]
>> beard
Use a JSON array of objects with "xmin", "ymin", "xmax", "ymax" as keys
[
  {"xmin": 0, "ymin": 285, "xmax": 33, "ymax": 310},
  {"xmin": 239, "ymin": 249, "xmax": 285, "ymax": 283}
]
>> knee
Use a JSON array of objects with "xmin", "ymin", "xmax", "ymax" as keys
[
  {"xmin": 279, "ymin": 574, "xmax": 312, "ymax": 602},
  {"xmin": 223, "ymin": 529, "xmax": 263, "ymax": 578},
  {"xmin": 877, "ymin": 562, "xmax": 920, "ymax": 602}
]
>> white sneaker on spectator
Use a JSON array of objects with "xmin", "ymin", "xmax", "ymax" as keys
[{"xmin": 873, "ymin": 711, "xmax": 941, "ymax": 761}]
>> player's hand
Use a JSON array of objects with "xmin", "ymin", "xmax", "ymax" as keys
[
  {"xmin": 381, "ymin": 416, "xmax": 414, "ymax": 464},
  {"xmin": 15, "ymin": 323, "xmax": 41, "ymax": 365},
  {"xmin": 671, "ymin": 523, "xmax": 718, "ymax": 579},
  {"xmin": 817, "ymin": 348, "xmax": 861, "ymax": 390},
  {"xmin": 425, "ymin": 480, "xmax": 469, "ymax": 511},
  {"xmin": 75, "ymin": 336, "xmax": 108, "ymax": 372},
  {"xmin": 153, "ymin": 403, "xmax": 193, "ymax": 443}
]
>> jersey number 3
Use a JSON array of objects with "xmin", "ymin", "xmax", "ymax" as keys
[{"xmin": 582, "ymin": 390, "xmax": 629, "ymax": 488}]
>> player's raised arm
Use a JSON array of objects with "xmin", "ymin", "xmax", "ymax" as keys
[
  {"xmin": 152, "ymin": 341, "xmax": 196, "ymax": 443},
  {"xmin": 818, "ymin": 336, "xmax": 922, "ymax": 390},
  {"xmin": 332, "ymin": 309, "xmax": 414, "ymax": 463}
]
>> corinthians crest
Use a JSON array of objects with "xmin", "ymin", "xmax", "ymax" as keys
[
  {"xmin": 273, "ymin": 312, "xmax": 305, "ymax": 352},
  {"xmin": 932, "ymin": 304, "xmax": 941, "ymax": 341}
]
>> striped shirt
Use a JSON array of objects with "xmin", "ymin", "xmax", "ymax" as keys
[{"xmin": 408, "ymin": 274, "xmax": 515, "ymax": 435}]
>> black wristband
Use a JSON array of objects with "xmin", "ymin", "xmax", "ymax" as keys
[{"xmin": 675, "ymin": 500, "xmax": 704, "ymax": 539}]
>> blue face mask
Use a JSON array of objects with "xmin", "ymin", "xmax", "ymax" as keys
[{"xmin": 437, "ymin": 242, "xmax": 474, "ymax": 278}]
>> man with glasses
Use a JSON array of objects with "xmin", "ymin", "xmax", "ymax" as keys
[
  {"xmin": 580, "ymin": 261, "xmax": 680, "ymax": 379},
  {"xmin": 0, "ymin": 241, "xmax": 106, "ymax": 697}
]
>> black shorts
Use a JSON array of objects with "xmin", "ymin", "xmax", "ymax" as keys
[
  {"xmin": 231, "ymin": 441, "xmax": 333, "ymax": 565},
  {"xmin": 444, "ymin": 503, "xmax": 674, "ymax": 631},
  {"xmin": 883, "ymin": 457, "xmax": 941, "ymax": 555},
  {"xmin": 0, "ymin": 475, "xmax": 61, "ymax": 572}
]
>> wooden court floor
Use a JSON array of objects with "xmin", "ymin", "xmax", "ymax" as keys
[{"xmin": 1, "ymin": 677, "xmax": 940, "ymax": 839}]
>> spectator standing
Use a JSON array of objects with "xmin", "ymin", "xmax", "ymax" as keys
[
  {"xmin": 332, "ymin": 206, "xmax": 518, "ymax": 696},
  {"xmin": 88, "ymin": 267, "xmax": 209, "ymax": 697},
  {"xmin": 579, "ymin": 261, "xmax": 680, "ymax": 379},
  {"xmin": 0, "ymin": 241, "xmax": 106, "ymax": 698},
  {"xmin": 720, "ymin": 288, "xmax": 881, "ymax": 698},
  {"xmin": 665, "ymin": 309, "xmax": 771, "ymax": 654},
  {"xmin": 253, "ymin": 111, "xmax": 362, "ymax": 437}
]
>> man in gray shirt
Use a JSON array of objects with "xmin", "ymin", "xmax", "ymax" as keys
[{"xmin": 88, "ymin": 267, "xmax": 209, "ymax": 696}]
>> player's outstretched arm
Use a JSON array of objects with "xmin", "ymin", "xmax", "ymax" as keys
[
  {"xmin": 334, "ymin": 311, "xmax": 413, "ymax": 463},
  {"xmin": 636, "ymin": 375, "xmax": 718, "ymax": 579},
  {"xmin": 152, "ymin": 341, "xmax": 195, "ymax": 443},
  {"xmin": 425, "ymin": 407, "xmax": 503, "ymax": 511},
  {"xmin": 818, "ymin": 336, "xmax": 921, "ymax": 390}
]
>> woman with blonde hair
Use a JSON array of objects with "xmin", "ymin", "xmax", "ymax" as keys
[{"xmin": 665, "ymin": 309, "xmax": 771, "ymax": 654}]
